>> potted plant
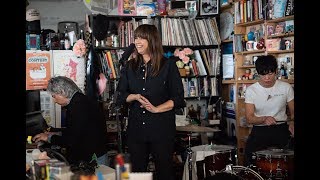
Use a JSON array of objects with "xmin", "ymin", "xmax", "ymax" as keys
[{"xmin": 174, "ymin": 47, "xmax": 195, "ymax": 76}]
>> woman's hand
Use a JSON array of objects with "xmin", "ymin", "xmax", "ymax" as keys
[
  {"xmin": 263, "ymin": 116, "xmax": 277, "ymax": 125},
  {"xmin": 288, "ymin": 122, "xmax": 294, "ymax": 137},
  {"xmin": 32, "ymin": 133, "xmax": 49, "ymax": 143},
  {"xmin": 127, "ymin": 94, "xmax": 142, "ymax": 103},
  {"xmin": 138, "ymin": 96, "xmax": 159, "ymax": 113}
]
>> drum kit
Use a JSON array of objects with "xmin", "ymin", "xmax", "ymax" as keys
[{"xmin": 176, "ymin": 125, "xmax": 294, "ymax": 180}]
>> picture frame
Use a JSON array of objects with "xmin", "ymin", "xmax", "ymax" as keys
[
  {"xmin": 200, "ymin": 0, "xmax": 219, "ymax": 15},
  {"xmin": 185, "ymin": 1, "xmax": 197, "ymax": 12}
]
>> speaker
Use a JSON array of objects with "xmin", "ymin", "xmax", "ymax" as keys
[{"xmin": 57, "ymin": 21, "xmax": 79, "ymax": 35}]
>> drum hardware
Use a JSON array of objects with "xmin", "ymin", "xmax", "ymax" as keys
[
  {"xmin": 203, "ymin": 145, "xmax": 237, "ymax": 178},
  {"xmin": 186, "ymin": 133, "xmax": 193, "ymax": 180},
  {"xmin": 176, "ymin": 126, "xmax": 220, "ymax": 180},
  {"xmin": 248, "ymin": 163, "xmax": 257, "ymax": 171},
  {"xmin": 223, "ymin": 164, "xmax": 233, "ymax": 173},
  {"xmin": 275, "ymin": 163, "xmax": 284, "ymax": 178},
  {"xmin": 220, "ymin": 165, "xmax": 264, "ymax": 180}
]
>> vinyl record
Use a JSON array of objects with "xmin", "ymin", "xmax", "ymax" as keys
[{"xmin": 220, "ymin": 11, "xmax": 234, "ymax": 41}]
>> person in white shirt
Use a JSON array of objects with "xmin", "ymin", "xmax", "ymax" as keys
[{"xmin": 244, "ymin": 55, "xmax": 294, "ymax": 166}]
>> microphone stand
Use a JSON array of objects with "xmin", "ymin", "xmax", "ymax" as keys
[
  {"xmin": 110, "ymin": 57, "xmax": 128, "ymax": 154},
  {"xmin": 110, "ymin": 83, "xmax": 124, "ymax": 154}
]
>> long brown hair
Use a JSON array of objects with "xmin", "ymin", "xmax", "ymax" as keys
[{"xmin": 132, "ymin": 24, "xmax": 164, "ymax": 76}]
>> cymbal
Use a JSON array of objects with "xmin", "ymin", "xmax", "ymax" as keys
[{"xmin": 176, "ymin": 124, "xmax": 220, "ymax": 133}]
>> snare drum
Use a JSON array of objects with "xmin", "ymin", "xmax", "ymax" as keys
[
  {"xmin": 253, "ymin": 148, "xmax": 294, "ymax": 180},
  {"xmin": 203, "ymin": 145, "xmax": 237, "ymax": 177}
]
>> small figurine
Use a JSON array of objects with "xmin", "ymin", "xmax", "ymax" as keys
[
  {"xmin": 285, "ymin": 40, "xmax": 291, "ymax": 50},
  {"xmin": 123, "ymin": 0, "xmax": 131, "ymax": 14},
  {"xmin": 242, "ymin": 69, "xmax": 251, "ymax": 80},
  {"xmin": 256, "ymin": 38, "xmax": 265, "ymax": 50}
]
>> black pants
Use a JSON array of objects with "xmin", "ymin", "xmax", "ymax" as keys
[
  {"xmin": 244, "ymin": 123, "xmax": 292, "ymax": 166},
  {"xmin": 127, "ymin": 140, "xmax": 174, "ymax": 180}
]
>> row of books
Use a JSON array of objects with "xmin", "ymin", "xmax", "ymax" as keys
[
  {"xmin": 98, "ymin": 50, "xmax": 124, "ymax": 79},
  {"xmin": 234, "ymin": 0, "xmax": 294, "ymax": 24},
  {"xmin": 117, "ymin": 18, "xmax": 160, "ymax": 48},
  {"xmin": 234, "ymin": 0, "xmax": 266, "ymax": 24},
  {"xmin": 160, "ymin": 17, "xmax": 221, "ymax": 46},
  {"xmin": 187, "ymin": 49, "xmax": 221, "ymax": 76},
  {"xmin": 181, "ymin": 77, "xmax": 219, "ymax": 98}
]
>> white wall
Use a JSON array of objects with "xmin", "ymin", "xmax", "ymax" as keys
[{"xmin": 27, "ymin": 0, "xmax": 91, "ymax": 31}]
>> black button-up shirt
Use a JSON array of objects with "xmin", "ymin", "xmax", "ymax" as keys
[{"xmin": 117, "ymin": 57, "xmax": 185, "ymax": 142}]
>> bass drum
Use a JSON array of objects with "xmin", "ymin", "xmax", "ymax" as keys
[{"xmin": 215, "ymin": 165, "xmax": 264, "ymax": 180}]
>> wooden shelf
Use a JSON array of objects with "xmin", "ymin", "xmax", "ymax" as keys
[
  {"xmin": 235, "ymin": 49, "xmax": 265, "ymax": 55},
  {"xmin": 222, "ymin": 79, "xmax": 236, "ymax": 84},
  {"xmin": 266, "ymin": 15, "xmax": 294, "ymax": 23},
  {"xmin": 238, "ymin": 65, "xmax": 255, "ymax": 68},
  {"xmin": 163, "ymin": 45, "xmax": 219, "ymax": 49},
  {"xmin": 237, "ymin": 80, "xmax": 258, "ymax": 83},
  {"xmin": 94, "ymin": 46, "xmax": 126, "ymax": 50},
  {"xmin": 222, "ymin": 39, "xmax": 233, "ymax": 43},
  {"xmin": 267, "ymin": 32, "xmax": 294, "ymax": 39},
  {"xmin": 181, "ymin": 75, "xmax": 218, "ymax": 78},
  {"xmin": 235, "ymin": 19, "xmax": 264, "ymax": 27},
  {"xmin": 184, "ymin": 96, "xmax": 212, "ymax": 99},
  {"xmin": 267, "ymin": 49, "xmax": 294, "ymax": 54},
  {"xmin": 280, "ymin": 79, "xmax": 294, "ymax": 84}
]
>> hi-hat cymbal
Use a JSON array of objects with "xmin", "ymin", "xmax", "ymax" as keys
[{"xmin": 176, "ymin": 124, "xmax": 220, "ymax": 133}]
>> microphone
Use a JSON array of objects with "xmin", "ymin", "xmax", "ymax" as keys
[{"xmin": 119, "ymin": 43, "xmax": 135, "ymax": 64}]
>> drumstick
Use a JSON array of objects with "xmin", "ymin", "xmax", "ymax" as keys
[{"xmin": 276, "ymin": 119, "xmax": 294, "ymax": 122}]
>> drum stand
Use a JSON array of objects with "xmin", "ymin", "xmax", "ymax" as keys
[{"xmin": 186, "ymin": 132, "xmax": 193, "ymax": 180}]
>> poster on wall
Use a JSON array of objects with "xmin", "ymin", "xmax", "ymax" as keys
[
  {"xmin": 52, "ymin": 50, "xmax": 86, "ymax": 128},
  {"xmin": 52, "ymin": 50, "xmax": 86, "ymax": 92},
  {"xmin": 26, "ymin": 50, "xmax": 51, "ymax": 90}
]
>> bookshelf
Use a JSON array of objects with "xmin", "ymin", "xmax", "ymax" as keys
[{"xmin": 229, "ymin": 0, "xmax": 294, "ymax": 165}]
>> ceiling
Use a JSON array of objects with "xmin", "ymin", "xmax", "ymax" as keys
[{"xmin": 27, "ymin": 0, "xmax": 91, "ymax": 31}]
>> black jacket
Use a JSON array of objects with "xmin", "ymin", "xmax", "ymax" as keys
[
  {"xmin": 51, "ymin": 92, "xmax": 107, "ymax": 165},
  {"xmin": 117, "ymin": 57, "xmax": 185, "ymax": 142}
]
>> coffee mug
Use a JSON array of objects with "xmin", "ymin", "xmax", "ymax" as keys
[{"xmin": 246, "ymin": 41, "xmax": 254, "ymax": 51}]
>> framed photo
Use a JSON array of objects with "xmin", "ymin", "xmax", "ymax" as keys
[
  {"xmin": 185, "ymin": 1, "xmax": 197, "ymax": 12},
  {"xmin": 200, "ymin": 0, "xmax": 219, "ymax": 15}
]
